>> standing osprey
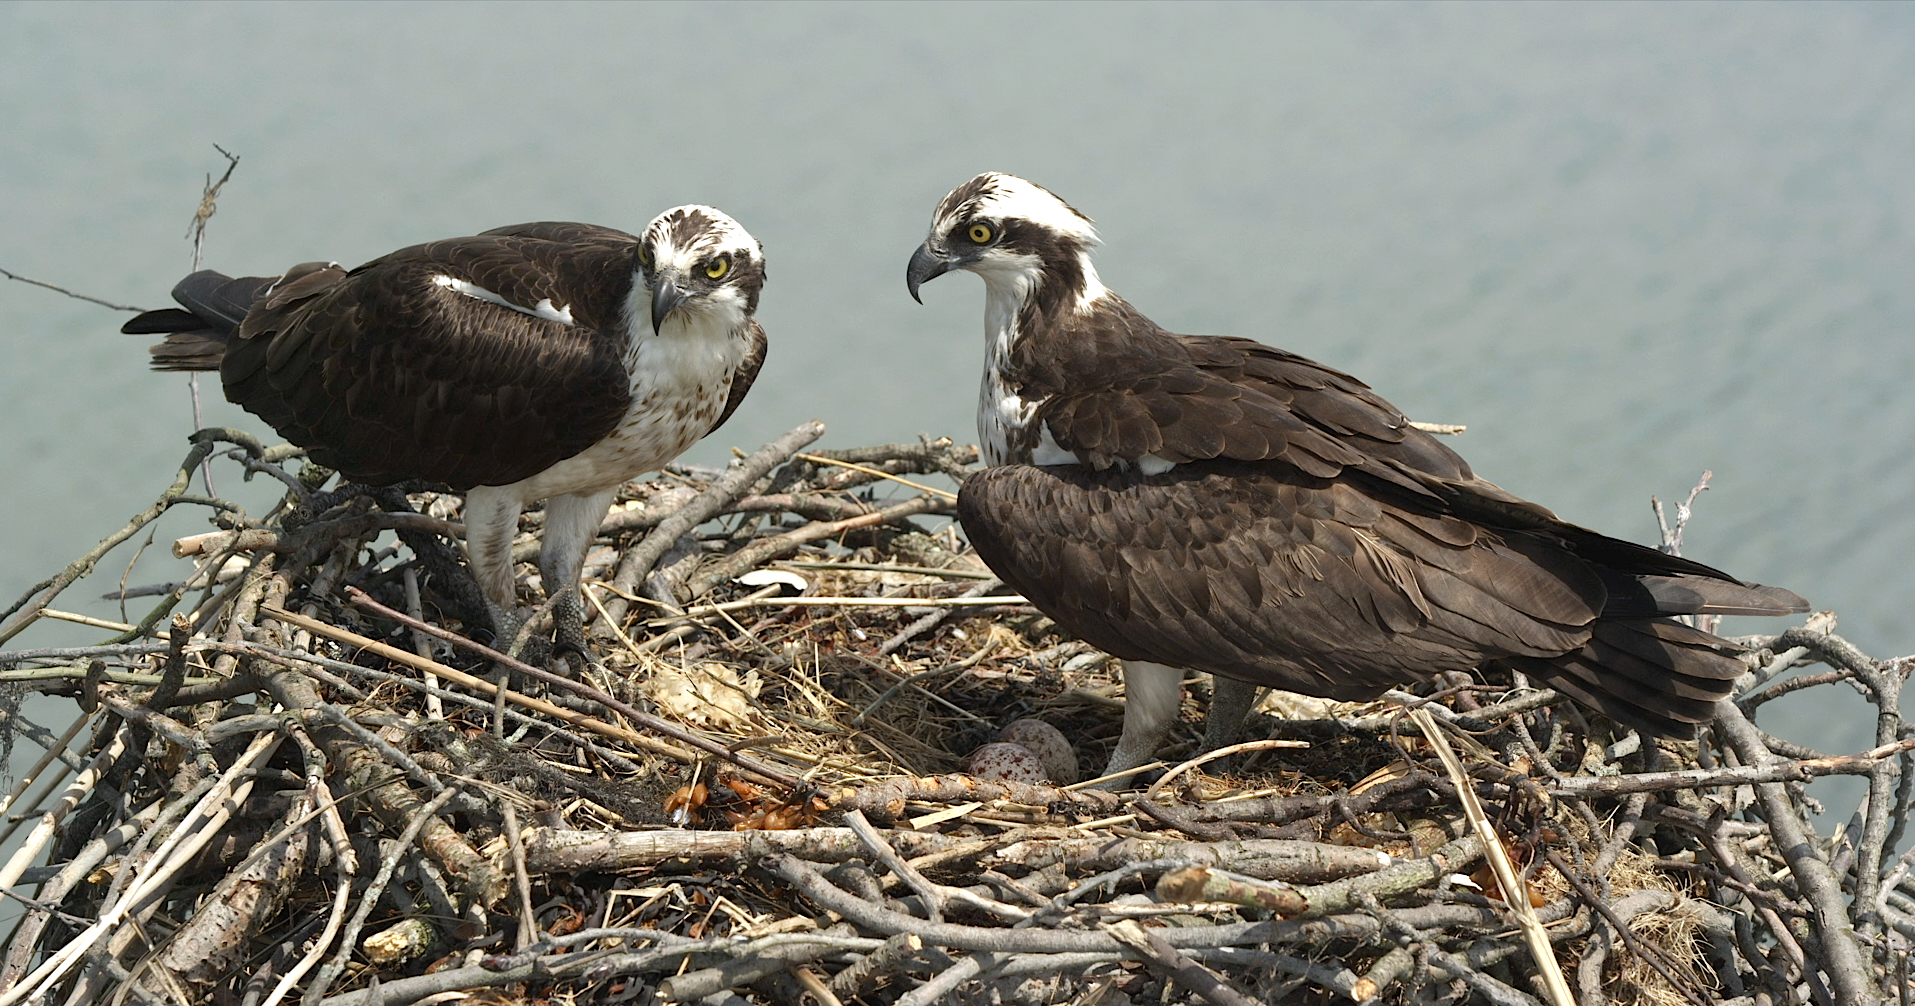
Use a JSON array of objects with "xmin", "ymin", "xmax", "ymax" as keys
[
  {"xmin": 124, "ymin": 208, "xmax": 768, "ymax": 646},
  {"xmin": 908, "ymin": 172, "xmax": 1806, "ymax": 776}
]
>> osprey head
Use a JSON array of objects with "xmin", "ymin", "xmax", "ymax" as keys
[
  {"xmin": 907, "ymin": 173, "xmax": 1101, "ymax": 306},
  {"xmin": 639, "ymin": 205, "xmax": 765, "ymax": 334}
]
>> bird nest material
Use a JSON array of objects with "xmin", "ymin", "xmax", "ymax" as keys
[{"xmin": 0, "ymin": 423, "xmax": 1910, "ymax": 1006}]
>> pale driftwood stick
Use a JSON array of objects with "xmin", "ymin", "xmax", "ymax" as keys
[
  {"xmin": 896, "ymin": 953, "xmax": 994, "ymax": 1006},
  {"xmin": 1714, "ymin": 699, "xmax": 1881, "ymax": 1004},
  {"xmin": 523, "ymin": 826, "xmax": 976, "ymax": 874},
  {"xmin": 1412, "ymin": 710, "xmax": 1571, "ymax": 1006},
  {"xmin": 827, "ymin": 774, "xmax": 1122, "ymax": 821},
  {"xmin": 312, "ymin": 958, "xmax": 541, "ymax": 1006},
  {"xmin": 401, "ymin": 566, "xmax": 444, "ymax": 719},
  {"xmin": 844, "ymin": 811, "xmax": 1029, "ymax": 923},
  {"xmin": 1155, "ymin": 867, "xmax": 1308, "ymax": 915},
  {"xmin": 501, "ymin": 803, "xmax": 538, "ymax": 952}
]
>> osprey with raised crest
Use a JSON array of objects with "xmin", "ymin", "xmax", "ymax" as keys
[
  {"xmin": 125, "ymin": 208, "xmax": 768, "ymax": 645},
  {"xmin": 908, "ymin": 172, "xmax": 1806, "ymax": 776}
]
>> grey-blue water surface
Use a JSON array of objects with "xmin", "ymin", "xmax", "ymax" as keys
[{"xmin": 2, "ymin": 2, "xmax": 1910, "ymax": 760}]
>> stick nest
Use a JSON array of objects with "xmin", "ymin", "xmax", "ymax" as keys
[{"xmin": 1, "ymin": 424, "xmax": 1910, "ymax": 1006}]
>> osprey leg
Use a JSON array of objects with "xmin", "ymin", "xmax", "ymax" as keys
[
  {"xmin": 1201, "ymin": 675, "xmax": 1264, "ymax": 765},
  {"xmin": 538, "ymin": 488, "xmax": 618, "ymax": 655},
  {"xmin": 461, "ymin": 484, "xmax": 525, "ymax": 643},
  {"xmin": 1104, "ymin": 660, "xmax": 1187, "ymax": 779}
]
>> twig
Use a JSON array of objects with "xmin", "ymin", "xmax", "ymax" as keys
[
  {"xmin": 0, "ymin": 267, "xmax": 145, "ymax": 311},
  {"xmin": 1143, "ymin": 738, "xmax": 1310, "ymax": 801},
  {"xmin": 1412, "ymin": 709, "xmax": 1573, "ymax": 1006},
  {"xmin": 793, "ymin": 452, "xmax": 959, "ymax": 502},
  {"xmin": 1104, "ymin": 919, "xmax": 1262, "ymax": 1006}
]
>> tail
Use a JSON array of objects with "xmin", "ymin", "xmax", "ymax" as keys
[
  {"xmin": 1508, "ymin": 572, "xmax": 1808, "ymax": 739},
  {"xmin": 121, "ymin": 271, "xmax": 277, "ymax": 372}
]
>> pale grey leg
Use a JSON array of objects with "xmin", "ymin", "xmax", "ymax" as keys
[
  {"xmin": 1102, "ymin": 659, "xmax": 1187, "ymax": 782},
  {"xmin": 461, "ymin": 484, "xmax": 524, "ymax": 640},
  {"xmin": 1202, "ymin": 675, "xmax": 1264, "ymax": 771},
  {"xmin": 538, "ymin": 488, "xmax": 617, "ymax": 654}
]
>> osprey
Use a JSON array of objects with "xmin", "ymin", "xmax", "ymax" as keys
[
  {"xmin": 124, "ymin": 208, "xmax": 768, "ymax": 645},
  {"xmin": 908, "ymin": 172, "xmax": 1807, "ymax": 776}
]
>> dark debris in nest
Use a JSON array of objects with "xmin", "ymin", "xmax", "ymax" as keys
[{"xmin": 0, "ymin": 424, "xmax": 1910, "ymax": 1006}]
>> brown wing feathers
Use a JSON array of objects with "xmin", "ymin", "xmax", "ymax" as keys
[
  {"xmin": 125, "ymin": 224, "xmax": 642, "ymax": 489},
  {"xmin": 970, "ymin": 306, "xmax": 1806, "ymax": 738}
]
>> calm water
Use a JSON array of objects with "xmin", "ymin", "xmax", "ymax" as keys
[{"xmin": 2, "ymin": 3, "xmax": 1911, "ymax": 763}]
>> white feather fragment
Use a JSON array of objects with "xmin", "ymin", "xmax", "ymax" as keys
[
  {"xmin": 737, "ymin": 569, "xmax": 809, "ymax": 593},
  {"xmin": 432, "ymin": 274, "xmax": 574, "ymax": 325},
  {"xmin": 1136, "ymin": 454, "xmax": 1176, "ymax": 476}
]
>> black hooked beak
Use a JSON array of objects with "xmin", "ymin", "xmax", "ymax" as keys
[
  {"xmin": 906, "ymin": 242, "xmax": 952, "ymax": 304},
  {"xmin": 651, "ymin": 270, "xmax": 689, "ymax": 334}
]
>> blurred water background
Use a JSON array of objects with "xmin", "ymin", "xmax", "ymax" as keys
[{"xmin": 1, "ymin": 2, "xmax": 1909, "ymax": 776}]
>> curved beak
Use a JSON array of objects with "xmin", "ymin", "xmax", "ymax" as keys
[
  {"xmin": 651, "ymin": 271, "xmax": 689, "ymax": 334},
  {"xmin": 906, "ymin": 242, "xmax": 952, "ymax": 304}
]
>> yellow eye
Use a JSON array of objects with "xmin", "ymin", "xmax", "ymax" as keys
[
  {"xmin": 705, "ymin": 255, "xmax": 731, "ymax": 280},
  {"xmin": 968, "ymin": 223, "xmax": 994, "ymax": 244},
  {"xmin": 638, "ymin": 243, "xmax": 652, "ymax": 267}
]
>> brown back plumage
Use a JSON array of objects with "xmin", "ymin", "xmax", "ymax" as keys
[
  {"xmin": 958, "ymin": 293, "xmax": 1806, "ymax": 739},
  {"xmin": 123, "ymin": 223, "xmax": 645, "ymax": 489}
]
